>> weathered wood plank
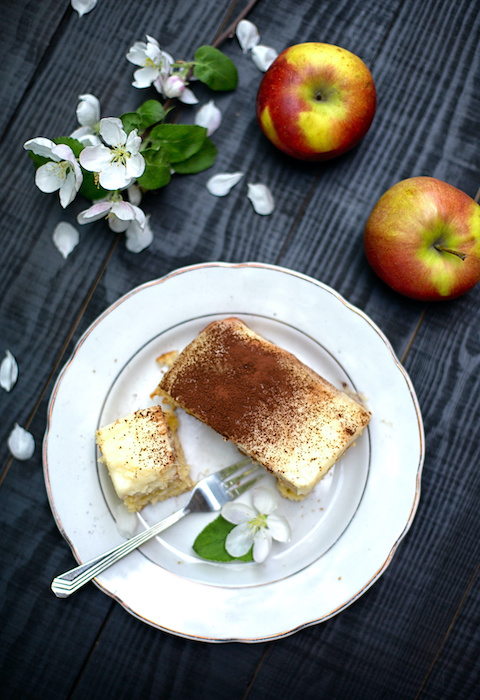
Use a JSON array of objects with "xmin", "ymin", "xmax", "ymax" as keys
[{"xmin": 2, "ymin": 0, "xmax": 480, "ymax": 698}]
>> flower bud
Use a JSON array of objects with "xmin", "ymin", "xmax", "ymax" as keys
[{"xmin": 162, "ymin": 74, "xmax": 186, "ymax": 98}]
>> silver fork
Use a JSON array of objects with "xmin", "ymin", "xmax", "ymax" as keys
[{"xmin": 51, "ymin": 458, "xmax": 264, "ymax": 598}]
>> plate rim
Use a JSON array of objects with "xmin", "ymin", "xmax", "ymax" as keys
[{"xmin": 43, "ymin": 261, "xmax": 425, "ymax": 642}]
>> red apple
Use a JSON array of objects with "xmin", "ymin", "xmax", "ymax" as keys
[
  {"xmin": 364, "ymin": 177, "xmax": 480, "ymax": 301},
  {"xmin": 255, "ymin": 42, "xmax": 376, "ymax": 161}
]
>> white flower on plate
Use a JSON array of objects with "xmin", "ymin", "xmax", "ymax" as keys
[
  {"xmin": 52, "ymin": 222, "xmax": 80, "ymax": 259},
  {"xmin": 23, "ymin": 138, "xmax": 83, "ymax": 208},
  {"xmin": 206, "ymin": 172, "xmax": 244, "ymax": 197},
  {"xmin": 71, "ymin": 0, "xmax": 98, "ymax": 17},
  {"xmin": 221, "ymin": 487, "xmax": 291, "ymax": 563},
  {"xmin": 8, "ymin": 424, "xmax": 35, "ymax": 461},
  {"xmin": 195, "ymin": 100, "xmax": 222, "ymax": 136},
  {"xmin": 0, "ymin": 350, "xmax": 18, "ymax": 392},
  {"xmin": 79, "ymin": 118, "xmax": 145, "ymax": 190},
  {"xmin": 236, "ymin": 20, "xmax": 260, "ymax": 53},
  {"xmin": 77, "ymin": 196, "xmax": 146, "ymax": 233},
  {"xmin": 247, "ymin": 182, "xmax": 275, "ymax": 215},
  {"xmin": 70, "ymin": 94, "xmax": 102, "ymax": 146},
  {"xmin": 251, "ymin": 45, "xmax": 278, "ymax": 72}
]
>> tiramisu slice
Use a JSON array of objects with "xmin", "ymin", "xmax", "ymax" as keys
[
  {"xmin": 155, "ymin": 317, "xmax": 370, "ymax": 499},
  {"xmin": 96, "ymin": 405, "xmax": 193, "ymax": 512}
]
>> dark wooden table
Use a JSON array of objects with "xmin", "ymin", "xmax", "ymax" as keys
[{"xmin": 2, "ymin": 0, "xmax": 480, "ymax": 697}]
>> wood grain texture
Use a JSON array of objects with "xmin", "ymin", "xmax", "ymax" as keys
[{"xmin": 2, "ymin": 0, "xmax": 480, "ymax": 698}]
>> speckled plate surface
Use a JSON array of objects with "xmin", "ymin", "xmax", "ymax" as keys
[{"xmin": 43, "ymin": 262, "xmax": 424, "ymax": 642}]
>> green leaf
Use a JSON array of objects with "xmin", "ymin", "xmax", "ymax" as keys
[
  {"xmin": 172, "ymin": 137, "xmax": 217, "ymax": 174},
  {"xmin": 137, "ymin": 99, "xmax": 166, "ymax": 129},
  {"xmin": 53, "ymin": 136, "xmax": 85, "ymax": 158},
  {"xmin": 79, "ymin": 170, "xmax": 109, "ymax": 201},
  {"xmin": 193, "ymin": 46, "xmax": 238, "ymax": 91},
  {"xmin": 149, "ymin": 123, "xmax": 207, "ymax": 163},
  {"xmin": 27, "ymin": 151, "xmax": 49, "ymax": 169},
  {"xmin": 136, "ymin": 149, "xmax": 171, "ymax": 190},
  {"xmin": 193, "ymin": 515, "xmax": 254, "ymax": 562},
  {"xmin": 120, "ymin": 112, "xmax": 143, "ymax": 134}
]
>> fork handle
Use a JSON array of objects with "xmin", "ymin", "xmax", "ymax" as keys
[{"xmin": 51, "ymin": 505, "xmax": 190, "ymax": 598}]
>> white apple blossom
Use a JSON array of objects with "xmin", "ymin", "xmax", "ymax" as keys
[
  {"xmin": 77, "ymin": 196, "xmax": 146, "ymax": 233},
  {"xmin": 126, "ymin": 35, "xmax": 198, "ymax": 104},
  {"xmin": 70, "ymin": 94, "xmax": 101, "ymax": 146},
  {"xmin": 23, "ymin": 138, "xmax": 83, "ymax": 208},
  {"xmin": 52, "ymin": 222, "xmax": 80, "ymax": 259},
  {"xmin": 125, "ymin": 214, "xmax": 153, "ymax": 253},
  {"xmin": 0, "ymin": 350, "xmax": 18, "ymax": 392},
  {"xmin": 195, "ymin": 100, "xmax": 222, "ymax": 136},
  {"xmin": 79, "ymin": 118, "xmax": 145, "ymax": 190},
  {"xmin": 206, "ymin": 172, "xmax": 244, "ymax": 197},
  {"xmin": 71, "ymin": 0, "xmax": 98, "ymax": 17},
  {"xmin": 247, "ymin": 182, "xmax": 275, "ymax": 215},
  {"xmin": 221, "ymin": 487, "xmax": 291, "ymax": 563},
  {"xmin": 8, "ymin": 423, "xmax": 35, "ymax": 461}
]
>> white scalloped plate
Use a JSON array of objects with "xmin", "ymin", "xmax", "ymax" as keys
[{"xmin": 43, "ymin": 262, "xmax": 424, "ymax": 642}]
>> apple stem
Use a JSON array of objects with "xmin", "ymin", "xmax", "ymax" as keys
[{"xmin": 433, "ymin": 244, "xmax": 467, "ymax": 261}]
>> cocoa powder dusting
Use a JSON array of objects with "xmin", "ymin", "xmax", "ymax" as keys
[
  {"xmin": 161, "ymin": 321, "xmax": 298, "ymax": 443},
  {"xmin": 159, "ymin": 318, "xmax": 371, "ymax": 490}
]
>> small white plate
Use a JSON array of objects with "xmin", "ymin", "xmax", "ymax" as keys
[{"xmin": 43, "ymin": 262, "xmax": 424, "ymax": 642}]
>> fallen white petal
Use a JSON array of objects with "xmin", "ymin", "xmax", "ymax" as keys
[
  {"xmin": 236, "ymin": 19, "xmax": 260, "ymax": 52},
  {"xmin": 115, "ymin": 504, "xmax": 138, "ymax": 538},
  {"xmin": 247, "ymin": 183, "xmax": 275, "ymax": 215},
  {"xmin": 206, "ymin": 172, "xmax": 244, "ymax": 197},
  {"xmin": 251, "ymin": 45, "xmax": 278, "ymax": 71},
  {"xmin": 71, "ymin": 0, "xmax": 98, "ymax": 17},
  {"xmin": 0, "ymin": 350, "xmax": 18, "ymax": 392},
  {"xmin": 8, "ymin": 424, "xmax": 35, "ymax": 461},
  {"xmin": 195, "ymin": 100, "xmax": 222, "ymax": 136},
  {"xmin": 52, "ymin": 222, "xmax": 80, "ymax": 259}
]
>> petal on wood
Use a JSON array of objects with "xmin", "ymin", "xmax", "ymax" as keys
[
  {"xmin": 206, "ymin": 172, "xmax": 244, "ymax": 197},
  {"xmin": 247, "ymin": 182, "xmax": 275, "ymax": 215},
  {"xmin": 236, "ymin": 19, "xmax": 260, "ymax": 52},
  {"xmin": 7, "ymin": 423, "xmax": 35, "ymax": 461},
  {"xmin": 0, "ymin": 350, "xmax": 18, "ymax": 392},
  {"xmin": 52, "ymin": 222, "xmax": 80, "ymax": 259}
]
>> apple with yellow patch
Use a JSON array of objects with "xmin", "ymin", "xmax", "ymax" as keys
[
  {"xmin": 364, "ymin": 177, "xmax": 480, "ymax": 301},
  {"xmin": 256, "ymin": 42, "xmax": 376, "ymax": 161}
]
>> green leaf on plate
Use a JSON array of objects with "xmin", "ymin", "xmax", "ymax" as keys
[
  {"xmin": 193, "ymin": 46, "xmax": 238, "ymax": 91},
  {"xmin": 172, "ymin": 137, "xmax": 217, "ymax": 174},
  {"xmin": 193, "ymin": 515, "xmax": 254, "ymax": 562}
]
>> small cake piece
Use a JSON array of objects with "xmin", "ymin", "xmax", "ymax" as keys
[
  {"xmin": 155, "ymin": 318, "xmax": 371, "ymax": 500},
  {"xmin": 96, "ymin": 405, "xmax": 193, "ymax": 512}
]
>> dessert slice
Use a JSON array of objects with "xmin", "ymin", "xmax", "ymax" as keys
[
  {"xmin": 96, "ymin": 405, "xmax": 193, "ymax": 512},
  {"xmin": 155, "ymin": 317, "xmax": 370, "ymax": 500}
]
